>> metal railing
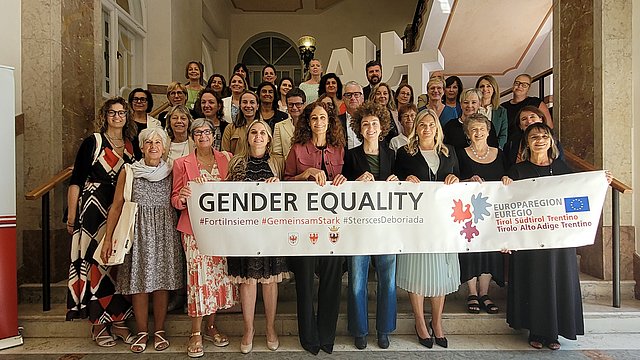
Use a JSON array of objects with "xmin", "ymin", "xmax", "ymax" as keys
[{"xmin": 25, "ymin": 166, "xmax": 74, "ymax": 311}]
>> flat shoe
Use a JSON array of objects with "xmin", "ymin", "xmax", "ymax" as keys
[
  {"xmin": 91, "ymin": 326, "xmax": 116, "ymax": 348},
  {"xmin": 154, "ymin": 330, "xmax": 169, "ymax": 351},
  {"xmin": 547, "ymin": 340, "xmax": 561, "ymax": 350},
  {"xmin": 479, "ymin": 294, "xmax": 499, "ymax": 314},
  {"xmin": 111, "ymin": 322, "xmax": 136, "ymax": 344},
  {"xmin": 187, "ymin": 332, "xmax": 204, "ymax": 358},
  {"xmin": 466, "ymin": 295, "xmax": 481, "ymax": 314},
  {"xmin": 267, "ymin": 338, "xmax": 279, "ymax": 351},
  {"xmin": 130, "ymin": 332, "xmax": 148, "ymax": 353},
  {"xmin": 203, "ymin": 328, "xmax": 230, "ymax": 347}
]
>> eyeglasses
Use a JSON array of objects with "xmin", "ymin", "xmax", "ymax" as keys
[
  {"xmin": 132, "ymin": 97, "xmax": 148, "ymax": 102},
  {"xmin": 343, "ymin": 92, "xmax": 363, "ymax": 99},
  {"xmin": 169, "ymin": 91, "xmax": 186, "ymax": 96},
  {"xmin": 513, "ymin": 81, "xmax": 530, "ymax": 89},
  {"xmin": 107, "ymin": 110, "xmax": 127, "ymax": 117},
  {"xmin": 287, "ymin": 102, "xmax": 304, "ymax": 108},
  {"xmin": 193, "ymin": 129, "xmax": 213, "ymax": 136}
]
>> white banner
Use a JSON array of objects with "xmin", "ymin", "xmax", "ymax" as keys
[{"xmin": 187, "ymin": 171, "xmax": 609, "ymax": 256}]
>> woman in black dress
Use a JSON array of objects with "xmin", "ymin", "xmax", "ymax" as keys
[
  {"xmin": 502, "ymin": 123, "xmax": 611, "ymax": 350},
  {"xmin": 456, "ymin": 113, "xmax": 505, "ymax": 315},
  {"xmin": 226, "ymin": 119, "xmax": 289, "ymax": 354}
]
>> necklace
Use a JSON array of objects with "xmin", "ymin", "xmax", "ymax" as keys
[
  {"xmin": 470, "ymin": 145, "xmax": 489, "ymax": 160},
  {"xmin": 105, "ymin": 133, "xmax": 124, "ymax": 149},
  {"xmin": 532, "ymin": 162, "xmax": 553, "ymax": 177}
]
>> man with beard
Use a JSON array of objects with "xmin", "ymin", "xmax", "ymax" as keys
[{"xmin": 362, "ymin": 60, "xmax": 382, "ymax": 100}]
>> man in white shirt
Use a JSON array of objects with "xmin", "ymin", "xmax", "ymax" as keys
[{"xmin": 339, "ymin": 81, "xmax": 365, "ymax": 149}]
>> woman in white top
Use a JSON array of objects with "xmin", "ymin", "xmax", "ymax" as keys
[
  {"xmin": 390, "ymin": 103, "xmax": 417, "ymax": 152},
  {"xmin": 299, "ymin": 59, "xmax": 322, "ymax": 103},
  {"xmin": 222, "ymin": 74, "xmax": 248, "ymax": 124},
  {"xmin": 129, "ymin": 88, "xmax": 161, "ymax": 137},
  {"xmin": 165, "ymin": 105, "xmax": 195, "ymax": 166}
]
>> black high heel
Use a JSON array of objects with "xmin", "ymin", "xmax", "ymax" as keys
[
  {"xmin": 429, "ymin": 321, "xmax": 448, "ymax": 348},
  {"xmin": 415, "ymin": 325, "xmax": 433, "ymax": 348}
]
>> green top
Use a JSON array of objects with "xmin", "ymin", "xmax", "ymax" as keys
[{"xmin": 365, "ymin": 154, "xmax": 380, "ymax": 179}]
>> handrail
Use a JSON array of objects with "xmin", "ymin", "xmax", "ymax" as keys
[
  {"xmin": 25, "ymin": 166, "xmax": 74, "ymax": 200},
  {"xmin": 564, "ymin": 152, "xmax": 632, "ymax": 194},
  {"xmin": 564, "ymin": 149, "xmax": 632, "ymax": 308},
  {"xmin": 500, "ymin": 68, "xmax": 553, "ymax": 98},
  {"xmin": 149, "ymin": 101, "xmax": 170, "ymax": 118},
  {"xmin": 25, "ymin": 165, "xmax": 74, "ymax": 311}
]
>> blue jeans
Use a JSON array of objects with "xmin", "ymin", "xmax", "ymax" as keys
[{"xmin": 347, "ymin": 255, "xmax": 397, "ymax": 337}]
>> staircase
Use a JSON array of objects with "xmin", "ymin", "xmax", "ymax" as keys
[{"xmin": 6, "ymin": 274, "xmax": 640, "ymax": 355}]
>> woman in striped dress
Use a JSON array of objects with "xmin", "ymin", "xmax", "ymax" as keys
[{"xmin": 394, "ymin": 109, "xmax": 461, "ymax": 349}]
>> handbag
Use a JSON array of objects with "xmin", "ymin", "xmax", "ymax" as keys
[{"xmin": 94, "ymin": 163, "xmax": 137, "ymax": 265}]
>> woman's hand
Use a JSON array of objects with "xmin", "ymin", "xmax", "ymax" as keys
[
  {"xmin": 179, "ymin": 184, "xmax": 192, "ymax": 205},
  {"xmin": 303, "ymin": 168, "xmax": 327, "ymax": 186},
  {"xmin": 100, "ymin": 238, "xmax": 113, "ymax": 264},
  {"xmin": 500, "ymin": 248, "xmax": 512, "ymax": 254},
  {"xmin": 66, "ymin": 219, "xmax": 75, "ymax": 235},
  {"xmin": 265, "ymin": 177, "xmax": 279, "ymax": 183},
  {"xmin": 356, "ymin": 172, "xmax": 375, "ymax": 182},
  {"xmin": 385, "ymin": 174, "xmax": 399, "ymax": 182},
  {"xmin": 405, "ymin": 175, "xmax": 420, "ymax": 183},
  {"xmin": 605, "ymin": 170, "xmax": 613, "ymax": 184},
  {"xmin": 444, "ymin": 174, "xmax": 459, "ymax": 185},
  {"xmin": 468, "ymin": 175, "xmax": 483, "ymax": 183},
  {"xmin": 501, "ymin": 176, "xmax": 513, "ymax": 185},
  {"xmin": 331, "ymin": 174, "xmax": 347, "ymax": 186},
  {"xmin": 193, "ymin": 175, "xmax": 208, "ymax": 184}
]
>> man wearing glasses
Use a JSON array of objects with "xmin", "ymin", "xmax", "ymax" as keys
[
  {"xmin": 501, "ymin": 74, "xmax": 553, "ymax": 143},
  {"xmin": 339, "ymin": 81, "xmax": 365, "ymax": 150}
]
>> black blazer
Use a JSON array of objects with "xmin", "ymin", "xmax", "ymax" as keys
[
  {"xmin": 394, "ymin": 144, "xmax": 459, "ymax": 181},
  {"xmin": 443, "ymin": 119, "xmax": 498, "ymax": 150},
  {"xmin": 343, "ymin": 143, "xmax": 396, "ymax": 181}
]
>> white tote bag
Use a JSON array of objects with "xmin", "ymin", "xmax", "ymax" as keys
[{"xmin": 94, "ymin": 164, "xmax": 137, "ymax": 266}]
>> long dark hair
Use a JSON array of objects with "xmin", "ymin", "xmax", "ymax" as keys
[
  {"xmin": 292, "ymin": 101, "xmax": 345, "ymax": 148},
  {"xmin": 318, "ymin": 73, "xmax": 343, "ymax": 100}
]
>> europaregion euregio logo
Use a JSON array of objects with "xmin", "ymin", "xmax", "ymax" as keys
[{"xmin": 451, "ymin": 192, "xmax": 492, "ymax": 242}]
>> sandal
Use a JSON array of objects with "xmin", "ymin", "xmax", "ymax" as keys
[
  {"xmin": 154, "ymin": 330, "xmax": 170, "ymax": 351},
  {"xmin": 112, "ymin": 321, "xmax": 136, "ymax": 344},
  {"xmin": 479, "ymin": 295, "xmax": 499, "ymax": 314},
  {"xmin": 203, "ymin": 325, "xmax": 229, "ymax": 347},
  {"xmin": 528, "ymin": 335, "xmax": 544, "ymax": 349},
  {"xmin": 130, "ymin": 332, "xmax": 148, "ymax": 353},
  {"xmin": 547, "ymin": 339, "xmax": 561, "ymax": 350},
  {"xmin": 466, "ymin": 295, "xmax": 480, "ymax": 314},
  {"xmin": 91, "ymin": 325, "xmax": 116, "ymax": 347},
  {"xmin": 188, "ymin": 332, "xmax": 204, "ymax": 358}
]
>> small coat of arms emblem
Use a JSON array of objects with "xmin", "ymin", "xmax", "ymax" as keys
[
  {"xmin": 288, "ymin": 232, "xmax": 298, "ymax": 246},
  {"xmin": 328, "ymin": 226, "xmax": 340, "ymax": 244},
  {"xmin": 309, "ymin": 233, "xmax": 319, "ymax": 244}
]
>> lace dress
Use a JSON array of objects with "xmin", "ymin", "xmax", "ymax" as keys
[{"xmin": 227, "ymin": 155, "xmax": 290, "ymax": 284}]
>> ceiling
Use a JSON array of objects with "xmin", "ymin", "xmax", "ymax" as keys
[
  {"xmin": 439, "ymin": 0, "xmax": 553, "ymax": 76},
  {"xmin": 229, "ymin": 0, "xmax": 344, "ymax": 13}
]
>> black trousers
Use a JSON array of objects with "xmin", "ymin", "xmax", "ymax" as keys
[{"xmin": 289, "ymin": 256, "xmax": 344, "ymax": 348}]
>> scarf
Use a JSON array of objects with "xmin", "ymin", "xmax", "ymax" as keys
[{"xmin": 130, "ymin": 158, "xmax": 172, "ymax": 182}]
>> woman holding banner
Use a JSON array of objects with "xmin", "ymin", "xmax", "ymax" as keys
[
  {"xmin": 456, "ymin": 113, "xmax": 505, "ymax": 315},
  {"xmin": 171, "ymin": 118, "xmax": 239, "ymax": 358},
  {"xmin": 501, "ymin": 123, "xmax": 611, "ymax": 350},
  {"xmin": 226, "ymin": 119, "xmax": 289, "ymax": 353},
  {"xmin": 394, "ymin": 109, "xmax": 460, "ymax": 349},
  {"xmin": 284, "ymin": 101, "xmax": 347, "ymax": 355},
  {"xmin": 343, "ymin": 101, "xmax": 398, "ymax": 350}
]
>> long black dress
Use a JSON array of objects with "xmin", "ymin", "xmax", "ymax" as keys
[
  {"xmin": 456, "ymin": 148, "xmax": 505, "ymax": 286},
  {"xmin": 506, "ymin": 159, "xmax": 584, "ymax": 341}
]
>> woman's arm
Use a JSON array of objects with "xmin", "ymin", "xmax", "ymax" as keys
[
  {"xmin": 66, "ymin": 185, "xmax": 80, "ymax": 234},
  {"xmin": 100, "ymin": 170, "xmax": 127, "ymax": 263}
]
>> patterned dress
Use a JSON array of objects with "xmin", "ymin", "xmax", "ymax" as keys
[
  {"xmin": 227, "ymin": 155, "xmax": 289, "ymax": 284},
  {"xmin": 116, "ymin": 175, "xmax": 185, "ymax": 295},
  {"xmin": 183, "ymin": 163, "xmax": 238, "ymax": 317},
  {"xmin": 66, "ymin": 134, "xmax": 134, "ymax": 323}
]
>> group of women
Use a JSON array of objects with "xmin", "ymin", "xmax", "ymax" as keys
[{"xmin": 65, "ymin": 61, "xmax": 611, "ymax": 356}]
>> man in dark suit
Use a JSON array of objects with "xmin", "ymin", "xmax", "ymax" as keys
[
  {"xmin": 339, "ymin": 81, "xmax": 365, "ymax": 150},
  {"xmin": 362, "ymin": 60, "xmax": 382, "ymax": 100}
]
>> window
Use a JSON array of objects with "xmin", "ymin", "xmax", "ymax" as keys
[
  {"xmin": 239, "ymin": 33, "xmax": 302, "ymax": 85},
  {"xmin": 102, "ymin": 0, "xmax": 146, "ymax": 97}
]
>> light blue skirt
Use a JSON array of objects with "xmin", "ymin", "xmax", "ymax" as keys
[{"xmin": 396, "ymin": 253, "xmax": 461, "ymax": 297}]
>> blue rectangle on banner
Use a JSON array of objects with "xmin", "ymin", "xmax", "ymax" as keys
[{"xmin": 564, "ymin": 196, "xmax": 590, "ymax": 213}]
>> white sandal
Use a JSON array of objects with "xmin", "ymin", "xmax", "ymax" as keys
[
  {"xmin": 154, "ymin": 330, "xmax": 170, "ymax": 351},
  {"xmin": 91, "ymin": 326, "xmax": 116, "ymax": 347}
]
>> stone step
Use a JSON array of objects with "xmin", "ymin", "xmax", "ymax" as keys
[
  {"xmin": 4, "ymin": 334, "xmax": 640, "ymax": 355},
  {"xmin": 17, "ymin": 298, "xmax": 640, "ymax": 339},
  {"xmin": 18, "ymin": 273, "xmax": 637, "ymax": 305}
]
